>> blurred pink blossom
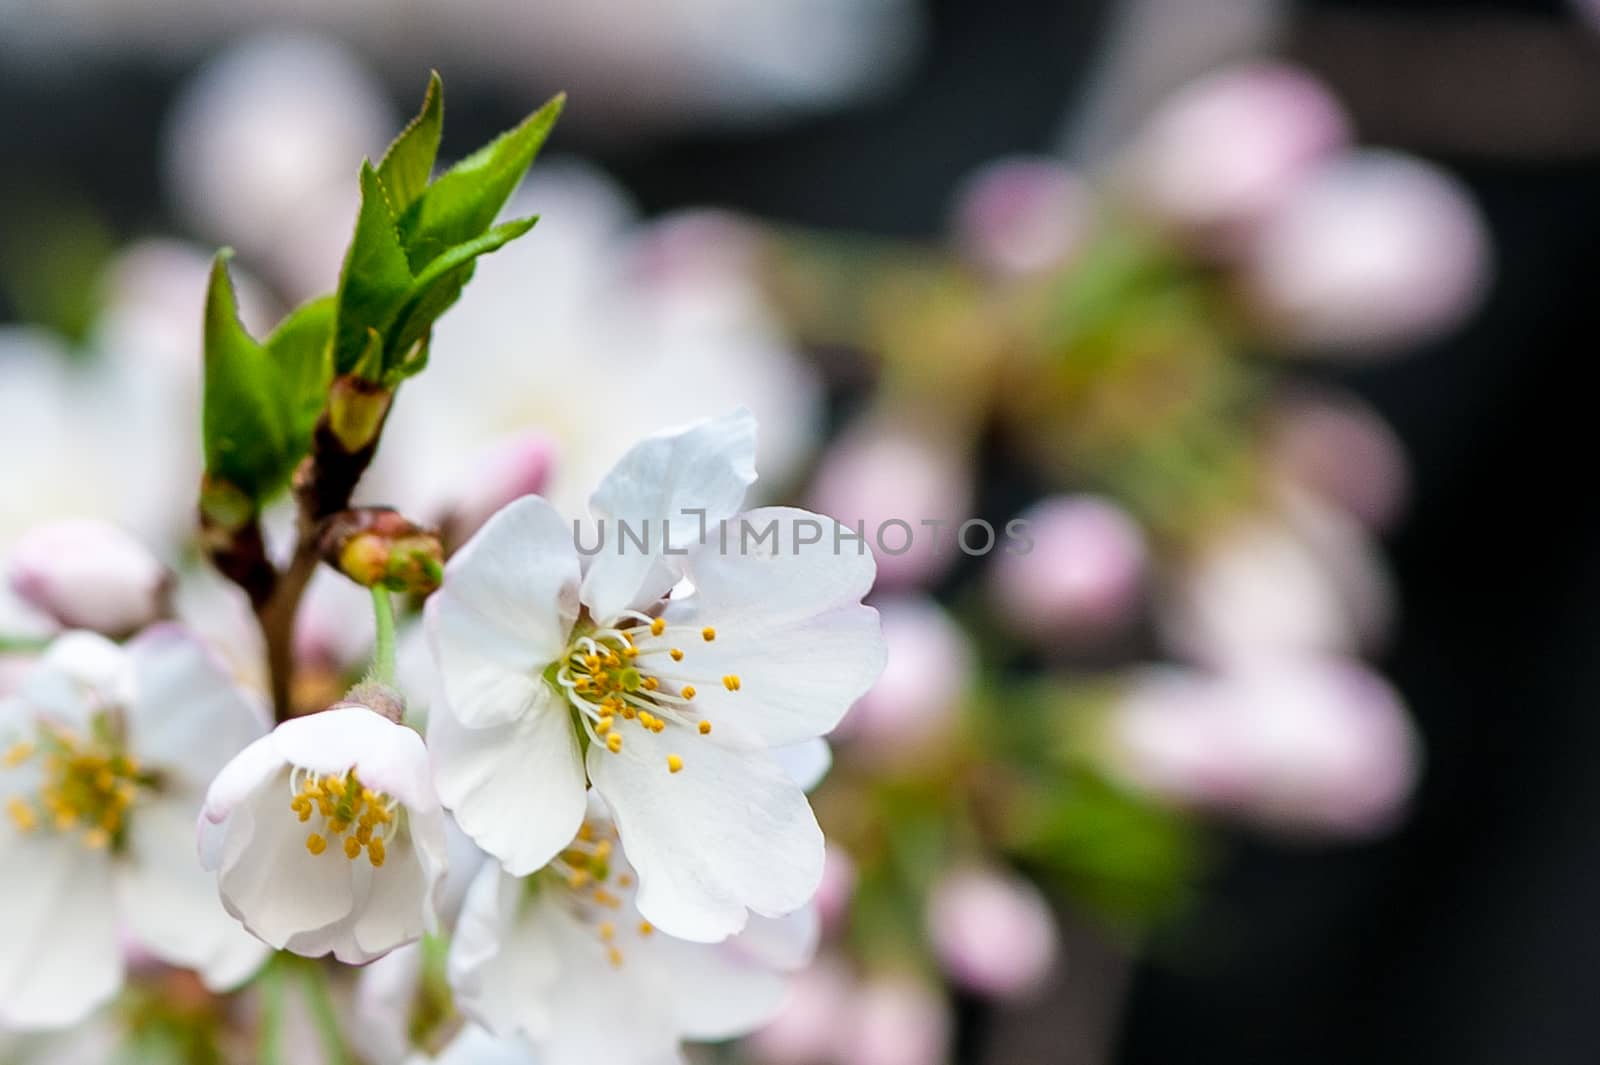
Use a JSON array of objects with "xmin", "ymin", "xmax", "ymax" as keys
[
  {"xmin": 835, "ymin": 597, "xmax": 971, "ymax": 767},
  {"xmin": 1107, "ymin": 657, "xmax": 1421, "ymax": 837},
  {"xmin": 990, "ymin": 495, "xmax": 1146, "ymax": 639},
  {"xmin": 927, "ymin": 866, "xmax": 1059, "ymax": 1000},
  {"xmin": 9, "ymin": 519, "xmax": 169, "ymax": 637},
  {"xmin": 838, "ymin": 976, "xmax": 952, "ymax": 1065},
  {"xmin": 1129, "ymin": 61, "xmax": 1351, "ymax": 251},
  {"xmin": 1267, "ymin": 389, "xmax": 1410, "ymax": 531},
  {"xmin": 953, "ymin": 157, "xmax": 1091, "ymax": 278},
  {"xmin": 435, "ymin": 430, "xmax": 558, "ymax": 546},
  {"xmin": 747, "ymin": 955, "xmax": 856, "ymax": 1065},
  {"xmin": 808, "ymin": 418, "xmax": 973, "ymax": 589},
  {"xmin": 1242, "ymin": 150, "xmax": 1490, "ymax": 355}
]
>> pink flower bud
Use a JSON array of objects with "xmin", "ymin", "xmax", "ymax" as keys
[
  {"xmin": 927, "ymin": 867, "xmax": 1058, "ymax": 1000},
  {"xmin": 1130, "ymin": 62, "xmax": 1351, "ymax": 250},
  {"xmin": 1266, "ymin": 389, "xmax": 1409, "ymax": 531},
  {"xmin": 990, "ymin": 495, "xmax": 1146, "ymax": 638},
  {"xmin": 808, "ymin": 419, "xmax": 973, "ymax": 589},
  {"xmin": 835, "ymin": 597, "xmax": 971, "ymax": 766},
  {"xmin": 816, "ymin": 844, "xmax": 859, "ymax": 937},
  {"xmin": 953, "ymin": 157, "xmax": 1090, "ymax": 278},
  {"xmin": 9, "ymin": 520, "xmax": 169, "ymax": 636},
  {"xmin": 747, "ymin": 956, "xmax": 855, "ymax": 1065},
  {"xmin": 439, "ymin": 431, "xmax": 557, "ymax": 545},
  {"xmin": 1107, "ymin": 657, "xmax": 1420, "ymax": 838},
  {"xmin": 838, "ymin": 977, "xmax": 952, "ymax": 1065},
  {"xmin": 1243, "ymin": 150, "xmax": 1490, "ymax": 356}
]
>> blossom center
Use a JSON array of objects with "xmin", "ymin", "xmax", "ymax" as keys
[
  {"xmin": 3, "ymin": 722, "xmax": 154, "ymax": 849},
  {"xmin": 547, "ymin": 818, "xmax": 651, "ymax": 968},
  {"xmin": 288, "ymin": 767, "xmax": 397, "ymax": 868},
  {"xmin": 553, "ymin": 612, "xmax": 737, "ymax": 775}
]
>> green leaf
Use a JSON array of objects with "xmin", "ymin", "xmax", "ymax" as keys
[
  {"xmin": 396, "ymin": 93, "xmax": 563, "ymax": 272},
  {"xmin": 386, "ymin": 216, "xmax": 537, "ymax": 362},
  {"xmin": 203, "ymin": 253, "xmax": 335, "ymax": 502},
  {"xmin": 376, "ymin": 72, "xmax": 443, "ymax": 213},
  {"xmin": 332, "ymin": 163, "xmax": 413, "ymax": 375}
]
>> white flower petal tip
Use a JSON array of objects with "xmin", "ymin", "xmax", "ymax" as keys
[
  {"xmin": 428, "ymin": 413, "xmax": 886, "ymax": 947},
  {"xmin": 201, "ymin": 706, "xmax": 448, "ymax": 964},
  {"xmin": 450, "ymin": 811, "xmax": 813, "ymax": 1063},
  {"xmin": 0, "ymin": 629, "xmax": 265, "ymax": 1027}
]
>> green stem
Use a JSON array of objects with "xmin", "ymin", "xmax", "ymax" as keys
[
  {"xmin": 369, "ymin": 585, "xmax": 397, "ymax": 685},
  {"xmin": 256, "ymin": 958, "xmax": 285, "ymax": 1065},
  {"xmin": 299, "ymin": 959, "xmax": 356, "ymax": 1065}
]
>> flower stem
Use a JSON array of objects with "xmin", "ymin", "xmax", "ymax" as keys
[
  {"xmin": 370, "ymin": 586, "xmax": 398, "ymax": 686},
  {"xmin": 298, "ymin": 959, "xmax": 356, "ymax": 1065},
  {"xmin": 256, "ymin": 957, "xmax": 286, "ymax": 1065}
]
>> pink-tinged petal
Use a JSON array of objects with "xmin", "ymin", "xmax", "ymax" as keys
[
  {"xmin": 200, "ymin": 732, "xmax": 287, "ymax": 831},
  {"xmin": 429, "ymin": 687, "xmax": 587, "ymax": 877},
  {"xmin": 590, "ymin": 718, "xmax": 823, "ymax": 943},
  {"xmin": 581, "ymin": 409, "xmax": 758, "ymax": 622},
  {"xmin": 660, "ymin": 507, "xmax": 884, "ymax": 747},
  {"xmin": 429, "ymin": 496, "xmax": 580, "ymax": 729}
]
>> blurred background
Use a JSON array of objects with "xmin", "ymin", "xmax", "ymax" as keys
[{"xmin": 3, "ymin": 0, "xmax": 1599, "ymax": 1063}]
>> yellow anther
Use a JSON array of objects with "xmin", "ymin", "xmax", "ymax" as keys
[
  {"xmin": 598, "ymin": 921, "xmax": 616, "ymax": 940},
  {"xmin": 585, "ymin": 653, "xmax": 601, "ymax": 671},
  {"xmin": 701, "ymin": 627, "xmax": 716, "ymax": 642},
  {"xmin": 620, "ymin": 706, "xmax": 637, "ymax": 721},
  {"xmin": 642, "ymin": 676, "xmax": 659, "ymax": 691},
  {"xmin": 698, "ymin": 720, "xmax": 712, "ymax": 735},
  {"xmin": 307, "ymin": 833, "xmax": 328, "ymax": 856},
  {"xmin": 650, "ymin": 617, "xmax": 666, "ymax": 636},
  {"xmin": 368, "ymin": 837, "xmax": 386, "ymax": 868},
  {"xmin": 618, "ymin": 873, "xmax": 634, "ymax": 888},
  {"xmin": 639, "ymin": 921, "xmax": 654, "ymax": 936},
  {"xmin": 592, "ymin": 888, "xmax": 623, "ymax": 910},
  {"xmin": 622, "ymin": 645, "xmax": 638, "ymax": 659},
  {"xmin": 723, "ymin": 674, "xmax": 741, "ymax": 691},
  {"xmin": 596, "ymin": 717, "xmax": 613, "ymax": 735},
  {"xmin": 82, "ymin": 827, "xmax": 109, "ymax": 850},
  {"xmin": 578, "ymin": 822, "xmax": 596, "ymax": 842},
  {"xmin": 3, "ymin": 742, "xmax": 33, "ymax": 767},
  {"xmin": 670, "ymin": 648, "xmax": 684, "ymax": 662},
  {"xmin": 607, "ymin": 946, "xmax": 624, "ymax": 968},
  {"xmin": 681, "ymin": 685, "xmax": 696, "ymax": 701},
  {"xmin": 7, "ymin": 797, "xmax": 37, "ymax": 833},
  {"xmin": 593, "ymin": 839, "xmax": 613, "ymax": 860},
  {"xmin": 569, "ymin": 869, "xmax": 592, "ymax": 889},
  {"xmin": 667, "ymin": 754, "xmax": 684, "ymax": 774},
  {"xmin": 329, "ymin": 819, "xmax": 350, "ymax": 835},
  {"xmin": 356, "ymin": 824, "xmax": 374, "ymax": 845},
  {"xmin": 606, "ymin": 733, "xmax": 623, "ymax": 754}
]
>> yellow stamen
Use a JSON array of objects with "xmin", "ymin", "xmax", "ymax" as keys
[
  {"xmin": 698, "ymin": 720, "xmax": 712, "ymax": 735},
  {"xmin": 650, "ymin": 618, "xmax": 666, "ymax": 636},
  {"xmin": 307, "ymin": 833, "xmax": 328, "ymax": 855},
  {"xmin": 681, "ymin": 685, "xmax": 696, "ymax": 700},
  {"xmin": 7, "ymin": 797, "xmax": 37, "ymax": 833},
  {"xmin": 667, "ymin": 754, "xmax": 684, "ymax": 774},
  {"xmin": 701, "ymin": 627, "xmax": 716, "ymax": 642},
  {"xmin": 343, "ymin": 835, "xmax": 363, "ymax": 860},
  {"xmin": 368, "ymin": 837, "xmax": 386, "ymax": 868},
  {"xmin": 3, "ymin": 742, "xmax": 33, "ymax": 767},
  {"xmin": 670, "ymin": 648, "xmax": 684, "ymax": 662},
  {"xmin": 598, "ymin": 921, "xmax": 616, "ymax": 940},
  {"xmin": 723, "ymin": 674, "xmax": 741, "ymax": 691},
  {"xmin": 606, "ymin": 733, "xmax": 623, "ymax": 754},
  {"xmin": 638, "ymin": 921, "xmax": 654, "ymax": 936}
]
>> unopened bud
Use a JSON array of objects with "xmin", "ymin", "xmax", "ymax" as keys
[
  {"xmin": 320, "ymin": 508, "xmax": 444, "ymax": 594},
  {"xmin": 198, "ymin": 474, "xmax": 255, "ymax": 533},
  {"xmin": 927, "ymin": 867, "xmax": 1058, "ymax": 1000},
  {"xmin": 9, "ymin": 520, "xmax": 170, "ymax": 637},
  {"xmin": 340, "ymin": 681, "xmax": 406, "ymax": 724},
  {"xmin": 327, "ymin": 374, "xmax": 393, "ymax": 453}
]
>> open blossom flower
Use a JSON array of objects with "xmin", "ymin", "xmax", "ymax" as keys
[
  {"xmin": 427, "ymin": 409, "xmax": 884, "ymax": 941},
  {"xmin": 199, "ymin": 702, "xmax": 448, "ymax": 963},
  {"xmin": 449, "ymin": 805, "xmax": 819, "ymax": 1065},
  {"xmin": 353, "ymin": 943, "xmax": 539, "ymax": 1065},
  {"xmin": 0, "ymin": 628, "xmax": 270, "ymax": 1028}
]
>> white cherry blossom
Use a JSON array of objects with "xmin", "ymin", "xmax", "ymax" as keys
[
  {"xmin": 0, "ymin": 627, "xmax": 270, "ymax": 1029},
  {"xmin": 449, "ymin": 805, "xmax": 819, "ymax": 1065},
  {"xmin": 199, "ymin": 703, "xmax": 448, "ymax": 964},
  {"xmin": 427, "ymin": 409, "xmax": 884, "ymax": 941}
]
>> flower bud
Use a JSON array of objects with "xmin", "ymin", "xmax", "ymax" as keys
[
  {"xmin": 8, "ymin": 519, "xmax": 170, "ymax": 637},
  {"xmin": 1266, "ymin": 389, "xmax": 1409, "ymax": 531},
  {"xmin": 838, "ymin": 977, "xmax": 952, "ymax": 1065},
  {"xmin": 327, "ymin": 374, "xmax": 394, "ymax": 453},
  {"xmin": 319, "ymin": 508, "xmax": 444, "ymax": 595},
  {"xmin": 1128, "ymin": 61, "xmax": 1351, "ymax": 252},
  {"xmin": 927, "ymin": 867, "xmax": 1058, "ymax": 1000},
  {"xmin": 835, "ymin": 597, "xmax": 971, "ymax": 767},
  {"xmin": 1106, "ymin": 657, "xmax": 1420, "ymax": 837},
  {"xmin": 1242, "ymin": 150, "xmax": 1490, "ymax": 355},
  {"xmin": 952, "ymin": 157, "xmax": 1090, "ymax": 278},
  {"xmin": 990, "ymin": 495, "xmax": 1146, "ymax": 639}
]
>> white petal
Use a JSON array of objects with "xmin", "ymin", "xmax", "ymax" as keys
[
  {"xmin": 434, "ymin": 1026, "xmax": 542, "ymax": 1065},
  {"xmin": 271, "ymin": 707, "xmax": 436, "ymax": 812},
  {"xmin": 429, "ymin": 687, "xmax": 587, "ymax": 876},
  {"xmin": 772, "ymin": 738, "xmax": 833, "ymax": 792},
  {"xmin": 429, "ymin": 496, "xmax": 579, "ymax": 729},
  {"xmin": 199, "ymin": 732, "xmax": 287, "ymax": 871},
  {"xmin": 123, "ymin": 625, "xmax": 269, "ymax": 788},
  {"xmin": 17, "ymin": 630, "xmax": 125, "ymax": 727},
  {"xmin": 581, "ymin": 408, "xmax": 757, "ymax": 622},
  {"xmin": 732, "ymin": 905, "xmax": 822, "ymax": 972},
  {"xmin": 449, "ymin": 865, "xmax": 562, "ymax": 1041},
  {"xmin": 217, "ymin": 784, "xmax": 356, "ymax": 950},
  {"xmin": 352, "ymin": 826, "xmax": 432, "ymax": 958},
  {"xmin": 590, "ymin": 719, "xmax": 823, "ymax": 942},
  {"xmin": 0, "ymin": 827, "xmax": 121, "ymax": 1029},
  {"xmin": 663, "ymin": 506, "xmax": 884, "ymax": 746},
  {"xmin": 116, "ymin": 792, "xmax": 268, "ymax": 986}
]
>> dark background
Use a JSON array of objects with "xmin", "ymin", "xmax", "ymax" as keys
[{"xmin": 3, "ymin": 1, "xmax": 1597, "ymax": 1062}]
